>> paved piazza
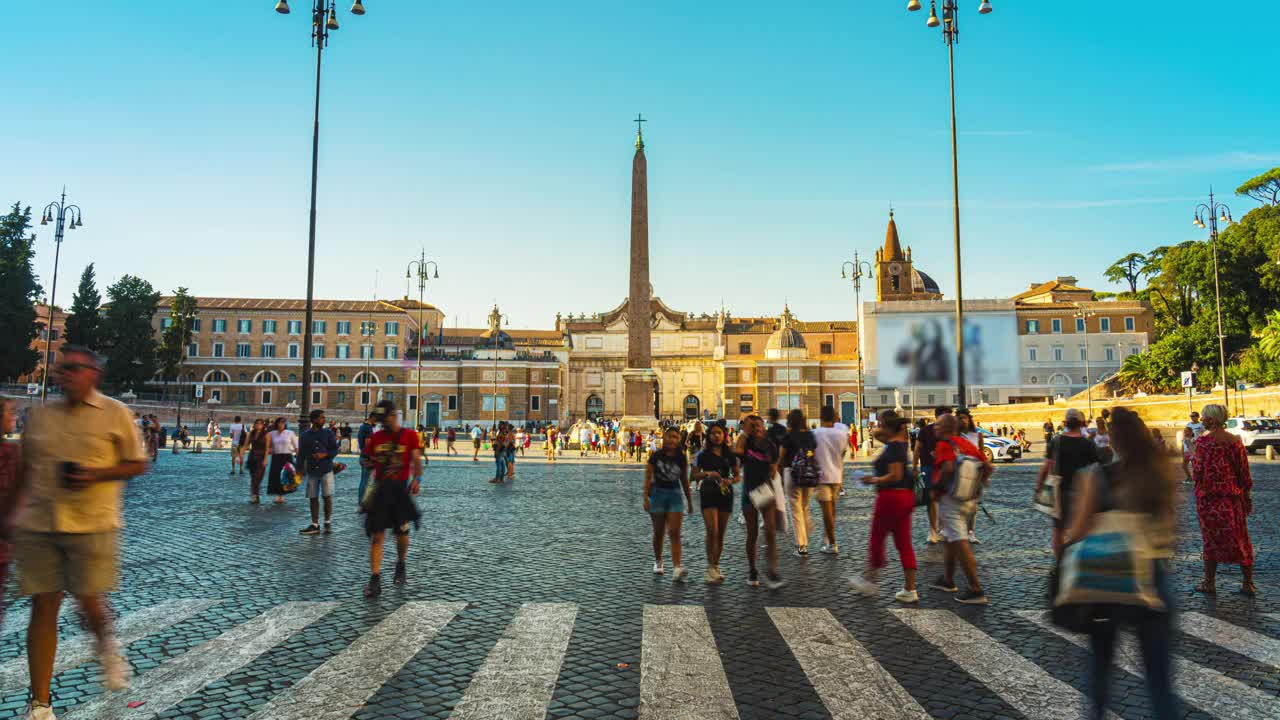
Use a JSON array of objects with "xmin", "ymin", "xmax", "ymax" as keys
[{"xmin": 4, "ymin": 449, "xmax": 1280, "ymax": 720}]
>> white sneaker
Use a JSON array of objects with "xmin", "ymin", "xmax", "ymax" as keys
[
  {"xmin": 25, "ymin": 704, "xmax": 56, "ymax": 720},
  {"xmin": 673, "ymin": 566, "xmax": 688, "ymax": 583},
  {"xmin": 98, "ymin": 639, "xmax": 130, "ymax": 692},
  {"xmin": 820, "ymin": 543, "xmax": 840, "ymax": 555},
  {"xmin": 894, "ymin": 588, "xmax": 920, "ymax": 604},
  {"xmin": 847, "ymin": 574, "xmax": 879, "ymax": 597},
  {"xmin": 968, "ymin": 531, "xmax": 981, "ymax": 544},
  {"xmin": 928, "ymin": 530, "xmax": 939, "ymax": 544},
  {"xmin": 652, "ymin": 561, "xmax": 664, "ymax": 575}
]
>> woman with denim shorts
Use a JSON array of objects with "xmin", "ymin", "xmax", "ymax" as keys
[{"xmin": 644, "ymin": 428, "xmax": 693, "ymax": 581}]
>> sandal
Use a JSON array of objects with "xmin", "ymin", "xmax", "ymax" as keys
[
  {"xmin": 1194, "ymin": 581, "xmax": 1216, "ymax": 594},
  {"xmin": 1239, "ymin": 583, "xmax": 1258, "ymax": 596}
]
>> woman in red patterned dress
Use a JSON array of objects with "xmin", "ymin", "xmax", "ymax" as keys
[
  {"xmin": 1191, "ymin": 404, "xmax": 1256, "ymax": 595},
  {"xmin": 0, "ymin": 399, "xmax": 23, "ymax": 629}
]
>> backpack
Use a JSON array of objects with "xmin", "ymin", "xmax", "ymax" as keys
[
  {"xmin": 944, "ymin": 438, "xmax": 984, "ymax": 501},
  {"xmin": 789, "ymin": 433, "xmax": 823, "ymax": 488}
]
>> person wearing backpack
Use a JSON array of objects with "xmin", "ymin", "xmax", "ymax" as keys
[
  {"xmin": 780, "ymin": 409, "xmax": 822, "ymax": 557},
  {"xmin": 928, "ymin": 413, "xmax": 993, "ymax": 604}
]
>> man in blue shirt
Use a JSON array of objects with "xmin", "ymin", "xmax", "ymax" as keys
[
  {"xmin": 356, "ymin": 413, "xmax": 376, "ymax": 509},
  {"xmin": 299, "ymin": 409, "xmax": 339, "ymax": 535}
]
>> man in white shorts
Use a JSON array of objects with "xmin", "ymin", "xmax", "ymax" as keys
[{"xmin": 811, "ymin": 405, "xmax": 850, "ymax": 554}]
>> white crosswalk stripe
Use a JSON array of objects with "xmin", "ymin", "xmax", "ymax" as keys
[
  {"xmin": 893, "ymin": 608, "xmax": 1116, "ymax": 720},
  {"xmin": 768, "ymin": 607, "xmax": 930, "ymax": 720},
  {"xmin": 1184, "ymin": 612, "xmax": 1280, "ymax": 668},
  {"xmin": 450, "ymin": 602, "xmax": 577, "ymax": 720},
  {"xmin": 1018, "ymin": 610, "xmax": 1280, "ymax": 720},
  {"xmin": 246, "ymin": 601, "xmax": 464, "ymax": 720},
  {"xmin": 62, "ymin": 601, "xmax": 338, "ymax": 720},
  {"xmin": 0, "ymin": 599, "xmax": 219, "ymax": 697},
  {"xmin": 639, "ymin": 604, "xmax": 739, "ymax": 720}
]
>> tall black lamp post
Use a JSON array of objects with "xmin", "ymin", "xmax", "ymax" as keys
[
  {"xmin": 275, "ymin": 0, "xmax": 366, "ymax": 426},
  {"xmin": 1193, "ymin": 189, "xmax": 1233, "ymax": 411},
  {"xmin": 406, "ymin": 253, "xmax": 440, "ymax": 427},
  {"xmin": 841, "ymin": 251, "xmax": 874, "ymax": 447},
  {"xmin": 905, "ymin": 0, "xmax": 992, "ymax": 407},
  {"xmin": 38, "ymin": 189, "xmax": 83, "ymax": 402}
]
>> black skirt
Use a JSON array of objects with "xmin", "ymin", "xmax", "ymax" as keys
[
  {"xmin": 267, "ymin": 453, "xmax": 291, "ymax": 495},
  {"xmin": 362, "ymin": 479, "xmax": 421, "ymax": 536}
]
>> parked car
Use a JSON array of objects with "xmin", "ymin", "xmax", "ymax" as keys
[
  {"xmin": 977, "ymin": 428, "xmax": 1023, "ymax": 463},
  {"xmin": 1225, "ymin": 417, "xmax": 1280, "ymax": 454}
]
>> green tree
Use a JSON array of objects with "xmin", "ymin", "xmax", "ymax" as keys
[
  {"xmin": 1257, "ymin": 310, "xmax": 1280, "ymax": 361},
  {"xmin": 0, "ymin": 203, "xmax": 42, "ymax": 381},
  {"xmin": 64, "ymin": 263, "xmax": 102, "ymax": 349},
  {"xmin": 100, "ymin": 275, "xmax": 161, "ymax": 391},
  {"xmin": 1237, "ymin": 167, "xmax": 1280, "ymax": 206},
  {"xmin": 1103, "ymin": 252, "xmax": 1148, "ymax": 294},
  {"xmin": 158, "ymin": 288, "xmax": 199, "ymax": 396}
]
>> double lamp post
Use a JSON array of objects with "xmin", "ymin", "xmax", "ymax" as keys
[
  {"xmin": 1192, "ymin": 189, "xmax": 1233, "ymax": 411},
  {"xmin": 405, "ymin": 253, "xmax": 440, "ymax": 428},
  {"xmin": 38, "ymin": 190, "xmax": 83, "ymax": 402}
]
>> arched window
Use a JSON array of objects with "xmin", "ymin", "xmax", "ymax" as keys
[
  {"xmin": 238, "ymin": 373, "xmax": 248, "ymax": 382},
  {"xmin": 311, "ymin": 371, "xmax": 330, "ymax": 384},
  {"xmin": 254, "ymin": 371, "xmax": 281, "ymax": 384},
  {"xmin": 683, "ymin": 394, "xmax": 700, "ymax": 420},
  {"xmin": 353, "ymin": 371, "xmax": 379, "ymax": 385},
  {"xmin": 337, "ymin": 373, "xmax": 346, "ymax": 382},
  {"xmin": 385, "ymin": 374, "xmax": 395, "ymax": 382},
  {"xmin": 204, "ymin": 370, "xmax": 230, "ymax": 383},
  {"xmin": 586, "ymin": 395, "xmax": 604, "ymax": 418},
  {"xmin": 288, "ymin": 373, "xmax": 298, "ymax": 382}
]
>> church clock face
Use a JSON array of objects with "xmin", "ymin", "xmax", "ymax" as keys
[{"xmin": 888, "ymin": 262, "xmax": 903, "ymax": 276}]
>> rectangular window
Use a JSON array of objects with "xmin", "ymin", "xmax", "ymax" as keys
[
  {"xmin": 335, "ymin": 344, "xmax": 350, "ymax": 359},
  {"xmin": 1075, "ymin": 317, "xmax": 1086, "ymax": 333},
  {"xmin": 738, "ymin": 342, "xmax": 752, "ymax": 355},
  {"xmin": 1104, "ymin": 347, "xmax": 1115, "ymax": 362},
  {"xmin": 927, "ymin": 394, "xmax": 936, "ymax": 404},
  {"xmin": 1051, "ymin": 318, "xmax": 1062, "ymax": 334},
  {"xmin": 481, "ymin": 395, "xmax": 508, "ymax": 411},
  {"xmin": 1079, "ymin": 345, "xmax": 1087, "ymax": 361},
  {"xmin": 360, "ymin": 321, "xmax": 375, "ymax": 336},
  {"xmin": 776, "ymin": 368, "xmax": 801, "ymax": 382},
  {"xmin": 288, "ymin": 320, "xmax": 302, "ymax": 335},
  {"xmin": 312, "ymin": 390, "xmax": 322, "ymax": 405},
  {"xmin": 408, "ymin": 395, "xmax": 418, "ymax": 411},
  {"xmin": 337, "ymin": 321, "xmax": 351, "ymax": 335},
  {"xmin": 1025, "ymin": 320, "xmax": 1040, "ymax": 334},
  {"xmin": 385, "ymin": 321, "xmax": 399, "ymax": 337},
  {"xmin": 187, "ymin": 342, "xmax": 198, "ymax": 358},
  {"xmin": 824, "ymin": 393, "xmax": 835, "ymax": 408},
  {"xmin": 236, "ymin": 343, "xmax": 251, "ymax": 358},
  {"xmin": 236, "ymin": 390, "xmax": 248, "ymax": 404},
  {"xmin": 384, "ymin": 345, "xmax": 398, "ymax": 360},
  {"xmin": 335, "ymin": 391, "xmax": 346, "ymax": 404},
  {"xmin": 360, "ymin": 344, "xmax": 374, "ymax": 360},
  {"xmin": 312, "ymin": 344, "xmax": 325, "ymax": 359},
  {"xmin": 1053, "ymin": 347, "xmax": 1063, "ymax": 362},
  {"xmin": 209, "ymin": 389, "xmax": 222, "ymax": 402},
  {"xmin": 777, "ymin": 393, "xmax": 802, "ymax": 411},
  {"xmin": 1028, "ymin": 347, "xmax": 1038, "ymax": 362},
  {"xmin": 384, "ymin": 391, "xmax": 395, "ymax": 402},
  {"xmin": 287, "ymin": 390, "xmax": 298, "ymax": 403},
  {"xmin": 213, "ymin": 342, "xmax": 224, "ymax": 358},
  {"xmin": 161, "ymin": 317, "xmax": 174, "ymax": 330},
  {"xmin": 261, "ymin": 343, "xmax": 276, "ymax": 358},
  {"xmin": 263, "ymin": 319, "xmax": 277, "ymax": 334},
  {"xmin": 1130, "ymin": 345, "xmax": 1140, "ymax": 356},
  {"xmin": 288, "ymin": 343, "xmax": 300, "ymax": 359},
  {"xmin": 1100, "ymin": 317, "xmax": 1111, "ymax": 333},
  {"xmin": 237, "ymin": 319, "xmax": 251, "ymax": 334},
  {"xmin": 447, "ymin": 395, "xmax": 458, "ymax": 411},
  {"xmin": 312, "ymin": 320, "xmax": 327, "ymax": 335},
  {"xmin": 212, "ymin": 319, "xmax": 227, "ymax": 333},
  {"xmin": 880, "ymin": 394, "xmax": 889, "ymax": 405},
  {"xmin": 820, "ymin": 342, "xmax": 833, "ymax": 355},
  {"xmin": 1124, "ymin": 316, "xmax": 1135, "ymax": 332},
  {"xmin": 531, "ymin": 395, "xmax": 541, "ymax": 411},
  {"xmin": 191, "ymin": 318, "xmax": 201, "ymax": 332},
  {"xmin": 360, "ymin": 389, "xmax": 371, "ymax": 407},
  {"xmin": 262, "ymin": 389, "xmax": 272, "ymax": 405}
]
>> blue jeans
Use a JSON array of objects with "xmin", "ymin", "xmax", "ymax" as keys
[
  {"xmin": 1087, "ymin": 560, "xmax": 1178, "ymax": 720},
  {"xmin": 495, "ymin": 454, "xmax": 507, "ymax": 479},
  {"xmin": 357, "ymin": 466, "xmax": 372, "ymax": 507}
]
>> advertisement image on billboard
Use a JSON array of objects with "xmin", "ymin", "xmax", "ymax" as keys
[{"xmin": 876, "ymin": 312, "xmax": 1019, "ymax": 388}]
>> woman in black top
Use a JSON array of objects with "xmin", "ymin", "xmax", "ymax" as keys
[
  {"xmin": 693, "ymin": 424, "xmax": 739, "ymax": 584},
  {"xmin": 1035, "ymin": 408, "xmax": 1099, "ymax": 557},
  {"xmin": 735, "ymin": 415, "xmax": 784, "ymax": 589},
  {"xmin": 779, "ymin": 409, "xmax": 819, "ymax": 557},
  {"xmin": 848, "ymin": 411, "xmax": 919, "ymax": 603},
  {"xmin": 644, "ymin": 428, "xmax": 693, "ymax": 581}
]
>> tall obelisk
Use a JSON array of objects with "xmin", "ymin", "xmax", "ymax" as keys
[{"xmin": 621, "ymin": 115, "xmax": 659, "ymax": 429}]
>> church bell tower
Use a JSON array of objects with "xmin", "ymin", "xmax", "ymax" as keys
[{"xmin": 875, "ymin": 211, "xmax": 915, "ymax": 302}]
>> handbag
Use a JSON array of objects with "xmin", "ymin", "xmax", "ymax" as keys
[
  {"xmin": 911, "ymin": 467, "xmax": 930, "ymax": 508},
  {"xmin": 1035, "ymin": 435, "xmax": 1062, "ymax": 518}
]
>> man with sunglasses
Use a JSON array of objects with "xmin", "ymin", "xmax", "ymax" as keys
[{"xmin": 16, "ymin": 346, "xmax": 148, "ymax": 720}]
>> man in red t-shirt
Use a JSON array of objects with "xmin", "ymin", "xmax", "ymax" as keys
[
  {"xmin": 360, "ymin": 400, "xmax": 422, "ymax": 599},
  {"xmin": 928, "ymin": 413, "xmax": 993, "ymax": 605}
]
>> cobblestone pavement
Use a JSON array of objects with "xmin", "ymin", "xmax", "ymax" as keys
[{"xmin": 3, "ymin": 449, "xmax": 1279, "ymax": 719}]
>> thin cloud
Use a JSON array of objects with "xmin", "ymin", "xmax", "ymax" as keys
[{"xmin": 1088, "ymin": 151, "xmax": 1280, "ymax": 173}]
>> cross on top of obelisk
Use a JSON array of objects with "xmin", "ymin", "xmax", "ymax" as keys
[{"xmin": 634, "ymin": 113, "xmax": 646, "ymax": 149}]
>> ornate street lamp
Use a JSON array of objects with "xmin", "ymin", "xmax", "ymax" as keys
[
  {"xmin": 841, "ymin": 251, "xmax": 874, "ymax": 447},
  {"xmin": 275, "ymin": 0, "xmax": 367, "ymax": 426},
  {"xmin": 405, "ymin": 253, "xmax": 440, "ymax": 428},
  {"xmin": 39, "ymin": 189, "xmax": 83, "ymax": 402},
  {"xmin": 1193, "ymin": 189, "xmax": 1233, "ymax": 410},
  {"xmin": 905, "ymin": 0, "xmax": 994, "ymax": 407}
]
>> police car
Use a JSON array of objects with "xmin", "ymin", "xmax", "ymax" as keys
[
  {"xmin": 978, "ymin": 428, "xmax": 1023, "ymax": 463},
  {"xmin": 1225, "ymin": 417, "xmax": 1280, "ymax": 454}
]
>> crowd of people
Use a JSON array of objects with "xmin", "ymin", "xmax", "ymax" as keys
[{"xmin": 0, "ymin": 344, "xmax": 1265, "ymax": 719}]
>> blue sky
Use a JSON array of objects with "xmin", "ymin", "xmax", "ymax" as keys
[{"xmin": 6, "ymin": 1, "xmax": 1276, "ymax": 330}]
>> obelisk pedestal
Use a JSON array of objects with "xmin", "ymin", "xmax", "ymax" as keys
[{"xmin": 620, "ymin": 118, "xmax": 660, "ymax": 432}]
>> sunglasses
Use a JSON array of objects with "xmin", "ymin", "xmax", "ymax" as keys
[{"xmin": 57, "ymin": 362, "xmax": 97, "ymax": 373}]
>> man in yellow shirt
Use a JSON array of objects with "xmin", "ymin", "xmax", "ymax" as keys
[{"xmin": 16, "ymin": 346, "xmax": 148, "ymax": 720}]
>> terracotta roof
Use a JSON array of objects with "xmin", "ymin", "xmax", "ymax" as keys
[
  {"xmin": 1010, "ymin": 280, "xmax": 1093, "ymax": 302},
  {"xmin": 883, "ymin": 211, "xmax": 905, "ymax": 261},
  {"xmin": 156, "ymin": 297, "xmax": 437, "ymax": 313}
]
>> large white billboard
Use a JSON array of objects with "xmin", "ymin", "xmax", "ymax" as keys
[{"xmin": 875, "ymin": 312, "xmax": 1019, "ymax": 388}]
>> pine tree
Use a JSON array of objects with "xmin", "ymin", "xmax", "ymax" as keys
[
  {"xmin": 0, "ymin": 203, "xmax": 42, "ymax": 381},
  {"xmin": 64, "ymin": 263, "xmax": 102, "ymax": 349}
]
